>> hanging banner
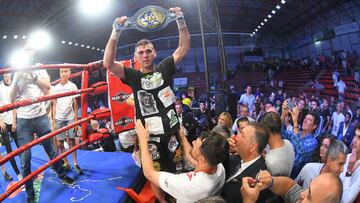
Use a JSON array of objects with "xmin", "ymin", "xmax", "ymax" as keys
[
  {"xmin": 173, "ymin": 77, "xmax": 188, "ymax": 87},
  {"xmin": 107, "ymin": 60, "xmax": 140, "ymax": 133},
  {"xmin": 244, "ymin": 56, "xmax": 263, "ymax": 62},
  {"xmin": 334, "ymin": 22, "xmax": 359, "ymax": 36}
]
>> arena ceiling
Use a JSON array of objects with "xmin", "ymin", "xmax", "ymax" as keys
[{"xmin": 0, "ymin": 0, "xmax": 355, "ymax": 64}]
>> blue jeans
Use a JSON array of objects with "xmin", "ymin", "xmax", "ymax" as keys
[{"xmin": 17, "ymin": 114, "xmax": 66, "ymax": 198}]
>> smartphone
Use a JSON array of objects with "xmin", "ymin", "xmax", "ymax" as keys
[{"xmin": 287, "ymin": 99, "xmax": 294, "ymax": 110}]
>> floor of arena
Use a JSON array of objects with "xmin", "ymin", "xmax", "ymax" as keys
[{"xmin": 0, "ymin": 143, "xmax": 142, "ymax": 203}]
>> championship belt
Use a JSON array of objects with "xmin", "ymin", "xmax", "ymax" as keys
[{"xmin": 114, "ymin": 5, "xmax": 181, "ymax": 32}]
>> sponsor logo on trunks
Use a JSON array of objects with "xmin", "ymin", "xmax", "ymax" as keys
[
  {"xmin": 112, "ymin": 91, "xmax": 130, "ymax": 104},
  {"xmin": 115, "ymin": 117, "xmax": 134, "ymax": 127}
]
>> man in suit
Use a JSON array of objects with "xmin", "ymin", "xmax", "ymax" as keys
[
  {"xmin": 337, "ymin": 112, "xmax": 355, "ymax": 147},
  {"xmin": 222, "ymin": 122, "xmax": 272, "ymax": 202},
  {"xmin": 175, "ymin": 103, "xmax": 198, "ymax": 143}
]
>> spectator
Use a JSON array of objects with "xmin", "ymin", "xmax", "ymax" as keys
[
  {"xmin": 331, "ymin": 103, "xmax": 345, "ymax": 136},
  {"xmin": 281, "ymin": 101, "xmax": 319, "ymax": 178},
  {"xmin": 231, "ymin": 106, "xmax": 253, "ymax": 133},
  {"xmin": 353, "ymin": 107, "xmax": 360, "ymax": 126},
  {"xmin": 337, "ymin": 112, "xmax": 355, "ymax": 148},
  {"xmin": 216, "ymin": 112, "xmax": 233, "ymax": 132},
  {"xmin": 181, "ymin": 93, "xmax": 191, "ymax": 108},
  {"xmin": 336, "ymin": 77, "xmax": 346, "ymax": 101},
  {"xmin": 320, "ymin": 98, "xmax": 331, "ymax": 134},
  {"xmin": 314, "ymin": 134, "xmax": 336, "ymax": 163},
  {"xmin": 261, "ymin": 112, "xmax": 295, "ymax": 176},
  {"xmin": 242, "ymin": 170, "xmax": 343, "ymax": 203},
  {"xmin": 222, "ymin": 122, "xmax": 272, "ymax": 202},
  {"xmin": 295, "ymin": 140, "xmax": 347, "ymax": 188},
  {"xmin": 52, "ymin": 68, "xmax": 83, "ymax": 175},
  {"xmin": 175, "ymin": 103, "xmax": 198, "ymax": 143},
  {"xmin": 223, "ymin": 117, "xmax": 249, "ymax": 179},
  {"xmin": 332, "ymin": 69, "xmax": 340, "ymax": 88},
  {"xmin": 10, "ymin": 44, "xmax": 74, "ymax": 203},
  {"xmin": 297, "ymin": 99, "xmax": 308, "ymax": 130},
  {"xmin": 135, "ymin": 121, "xmax": 229, "ymax": 202},
  {"xmin": 238, "ymin": 85, "xmax": 255, "ymax": 114},
  {"xmin": 194, "ymin": 101, "xmax": 212, "ymax": 132},
  {"xmin": 0, "ymin": 71, "xmax": 21, "ymax": 181},
  {"xmin": 340, "ymin": 124, "xmax": 360, "ymax": 202}
]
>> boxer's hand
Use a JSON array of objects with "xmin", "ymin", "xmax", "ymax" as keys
[
  {"xmin": 111, "ymin": 16, "xmax": 127, "ymax": 40},
  {"xmin": 114, "ymin": 16, "xmax": 128, "ymax": 27},
  {"xmin": 169, "ymin": 7, "xmax": 183, "ymax": 17}
]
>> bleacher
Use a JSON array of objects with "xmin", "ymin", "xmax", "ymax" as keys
[{"xmin": 304, "ymin": 69, "xmax": 359, "ymax": 103}]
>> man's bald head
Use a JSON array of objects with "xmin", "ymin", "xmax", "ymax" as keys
[{"xmin": 299, "ymin": 173, "xmax": 342, "ymax": 203}]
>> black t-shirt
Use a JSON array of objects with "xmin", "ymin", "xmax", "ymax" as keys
[
  {"xmin": 122, "ymin": 56, "xmax": 179, "ymax": 136},
  {"xmin": 320, "ymin": 108, "xmax": 331, "ymax": 126}
]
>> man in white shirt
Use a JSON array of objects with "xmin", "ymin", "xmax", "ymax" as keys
[
  {"xmin": 52, "ymin": 68, "xmax": 82, "ymax": 175},
  {"xmin": 337, "ymin": 78, "xmax": 346, "ymax": 101},
  {"xmin": 261, "ymin": 112, "xmax": 295, "ymax": 177},
  {"xmin": 0, "ymin": 71, "xmax": 21, "ymax": 181},
  {"xmin": 135, "ymin": 120, "xmax": 228, "ymax": 203},
  {"xmin": 331, "ymin": 103, "xmax": 345, "ymax": 136},
  {"xmin": 10, "ymin": 45, "xmax": 74, "ymax": 203},
  {"xmin": 340, "ymin": 125, "xmax": 360, "ymax": 203},
  {"xmin": 295, "ymin": 139, "xmax": 347, "ymax": 189},
  {"xmin": 238, "ymin": 85, "xmax": 255, "ymax": 114}
]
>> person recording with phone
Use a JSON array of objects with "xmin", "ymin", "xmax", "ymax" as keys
[{"xmin": 281, "ymin": 100, "xmax": 320, "ymax": 179}]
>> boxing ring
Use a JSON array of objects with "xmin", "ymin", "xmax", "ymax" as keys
[{"xmin": 0, "ymin": 62, "xmax": 144, "ymax": 202}]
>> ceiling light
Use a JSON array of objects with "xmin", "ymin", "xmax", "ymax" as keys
[
  {"xmin": 261, "ymin": 22, "xmax": 264, "ymax": 26},
  {"xmin": 281, "ymin": 0, "xmax": 286, "ymax": 4},
  {"xmin": 258, "ymin": 25, "xmax": 261, "ymax": 29},
  {"xmin": 255, "ymin": 29, "xmax": 258, "ymax": 32},
  {"xmin": 75, "ymin": 43, "xmax": 79, "ymax": 46},
  {"xmin": 272, "ymin": 10, "xmax": 276, "ymax": 14},
  {"xmin": 13, "ymin": 35, "xmax": 18, "ymax": 39},
  {"xmin": 3, "ymin": 35, "xmax": 7, "ymax": 39},
  {"xmin": 28, "ymin": 30, "xmax": 51, "ymax": 50},
  {"xmin": 86, "ymin": 46, "xmax": 90, "ymax": 49},
  {"xmin": 97, "ymin": 48, "xmax": 100, "ymax": 51},
  {"xmin": 276, "ymin": 5, "xmax": 281, "ymax": 9},
  {"xmin": 252, "ymin": 32, "xmax": 255, "ymax": 34},
  {"xmin": 264, "ymin": 19, "xmax": 268, "ymax": 22},
  {"xmin": 81, "ymin": 44, "xmax": 85, "ymax": 47},
  {"xmin": 22, "ymin": 35, "xmax": 27, "ymax": 39},
  {"xmin": 268, "ymin": 14, "xmax": 272, "ymax": 18},
  {"xmin": 9, "ymin": 49, "xmax": 31, "ymax": 68},
  {"xmin": 62, "ymin": 40, "xmax": 66, "ymax": 44},
  {"xmin": 78, "ymin": 0, "xmax": 111, "ymax": 17},
  {"xmin": 91, "ymin": 47, "xmax": 95, "ymax": 50}
]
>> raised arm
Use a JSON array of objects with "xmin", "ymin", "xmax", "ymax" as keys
[
  {"xmin": 135, "ymin": 120, "xmax": 161, "ymax": 186},
  {"xmin": 171, "ymin": 7, "xmax": 190, "ymax": 65},
  {"xmin": 103, "ymin": 17, "xmax": 127, "ymax": 79},
  {"xmin": 178, "ymin": 126, "xmax": 197, "ymax": 167},
  {"xmin": 258, "ymin": 170, "xmax": 297, "ymax": 197}
]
